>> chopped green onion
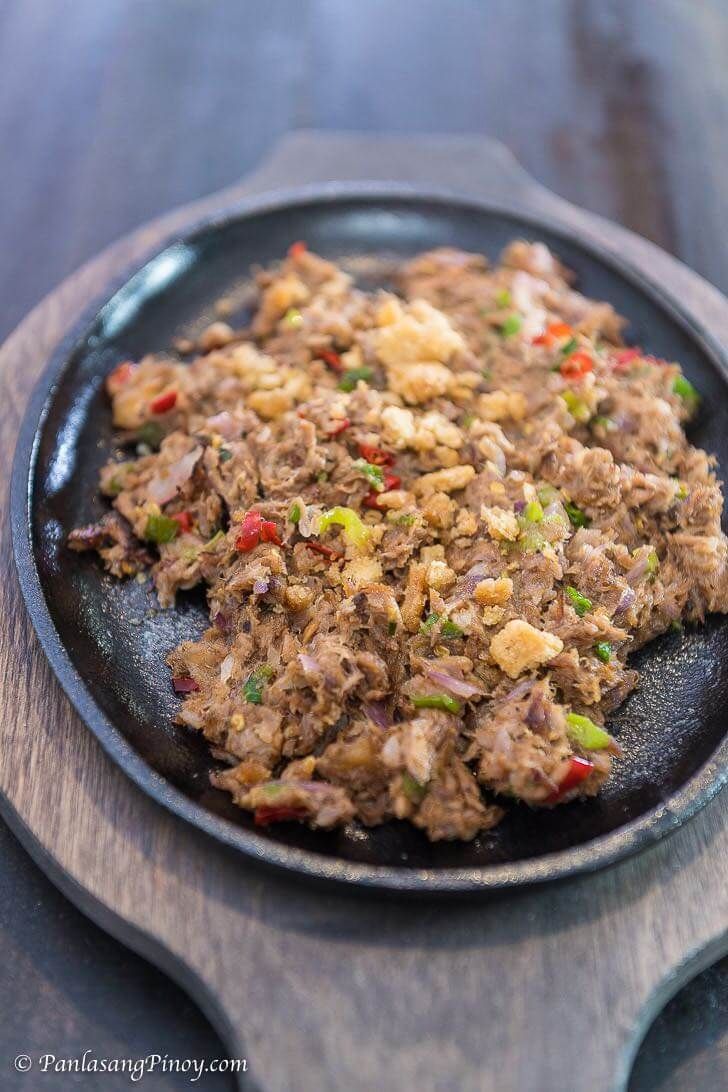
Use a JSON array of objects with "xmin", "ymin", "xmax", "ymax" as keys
[
  {"xmin": 137, "ymin": 421, "xmax": 164, "ymax": 449},
  {"xmin": 481, "ymin": 368, "xmax": 492, "ymax": 382},
  {"xmin": 338, "ymin": 366, "xmax": 373, "ymax": 392},
  {"xmin": 387, "ymin": 619, "xmax": 397, "ymax": 636},
  {"xmin": 565, "ymin": 712, "xmax": 612, "ymax": 750},
  {"xmin": 561, "ymin": 390, "xmax": 591, "ymax": 424},
  {"xmin": 144, "ymin": 513, "xmax": 180, "ymax": 544},
  {"xmin": 243, "ymin": 664, "xmax": 275, "ymax": 704},
  {"xmin": 218, "ymin": 447, "xmax": 233, "ymax": 463},
  {"xmin": 411, "ymin": 693, "xmax": 462, "ymax": 715},
  {"xmin": 673, "ymin": 481, "xmax": 688, "ymax": 501},
  {"xmin": 389, "ymin": 512, "xmax": 417, "ymax": 526},
  {"xmin": 420, "ymin": 612, "xmax": 440, "ymax": 634},
  {"xmin": 646, "ymin": 548, "xmax": 660, "ymax": 576},
  {"xmin": 500, "ymin": 314, "xmax": 522, "ymax": 338},
  {"xmin": 561, "ymin": 337, "xmax": 579, "ymax": 357},
  {"xmin": 495, "ymin": 289, "xmax": 512, "ymax": 308},
  {"xmin": 672, "ymin": 374, "xmax": 699, "ymax": 407},
  {"xmin": 669, "ymin": 620, "xmax": 683, "ymax": 633},
  {"xmin": 402, "ymin": 772, "xmax": 427, "ymax": 804},
  {"xmin": 288, "ymin": 502, "xmax": 302, "ymax": 524},
  {"xmin": 461, "ymin": 412, "xmax": 476, "ymax": 429},
  {"xmin": 565, "ymin": 585, "xmax": 593, "ymax": 617},
  {"xmin": 441, "ymin": 619, "xmax": 464, "ymax": 639},
  {"xmin": 564, "ymin": 501, "xmax": 590, "ymax": 528},
  {"xmin": 283, "ymin": 307, "xmax": 303, "ymax": 328},
  {"xmin": 591, "ymin": 415, "xmax": 614, "ymax": 432},
  {"xmin": 594, "ymin": 641, "xmax": 612, "ymax": 664},
  {"xmin": 318, "ymin": 505, "xmax": 370, "ymax": 549},
  {"xmin": 524, "ymin": 499, "xmax": 544, "ymax": 523},
  {"xmin": 353, "ymin": 458, "xmax": 385, "ymax": 491}
]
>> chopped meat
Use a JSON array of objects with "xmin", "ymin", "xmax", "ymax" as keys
[{"xmin": 69, "ymin": 242, "xmax": 728, "ymax": 840}]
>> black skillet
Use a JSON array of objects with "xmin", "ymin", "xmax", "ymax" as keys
[{"xmin": 11, "ymin": 185, "xmax": 728, "ymax": 893}]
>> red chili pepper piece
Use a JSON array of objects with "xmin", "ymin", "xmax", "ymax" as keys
[
  {"xmin": 107, "ymin": 361, "xmax": 136, "ymax": 394},
  {"xmin": 548, "ymin": 321, "xmax": 573, "ymax": 338},
  {"xmin": 326, "ymin": 417, "xmax": 351, "ymax": 436},
  {"xmin": 254, "ymin": 804, "xmax": 308, "ymax": 826},
  {"xmin": 613, "ymin": 348, "xmax": 642, "ymax": 370},
  {"xmin": 358, "ymin": 443, "xmax": 395, "ymax": 466},
  {"xmin": 560, "ymin": 352, "xmax": 594, "ymax": 381},
  {"xmin": 305, "ymin": 541, "xmax": 342, "ymax": 561},
  {"xmin": 235, "ymin": 510, "xmax": 262, "ymax": 552},
  {"xmin": 170, "ymin": 511, "xmax": 193, "ymax": 533},
  {"xmin": 260, "ymin": 519, "xmax": 282, "ymax": 545},
  {"xmin": 532, "ymin": 321, "xmax": 574, "ymax": 347},
  {"xmin": 319, "ymin": 349, "xmax": 344, "ymax": 373},
  {"xmin": 363, "ymin": 472, "xmax": 402, "ymax": 510},
  {"xmin": 150, "ymin": 389, "xmax": 178, "ymax": 415},
  {"xmin": 288, "ymin": 240, "xmax": 307, "ymax": 258},
  {"xmin": 172, "ymin": 676, "xmax": 200, "ymax": 694},
  {"xmin": 546, "ymin": 756, "xmax": 594, "ymax": 803}
]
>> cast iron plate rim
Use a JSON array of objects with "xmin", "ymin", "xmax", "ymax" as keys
[{"xmin": 10, "ymin": 180, "xmax": 728, "ymax": 894}]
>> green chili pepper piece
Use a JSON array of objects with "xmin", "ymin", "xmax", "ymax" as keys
[
  {"xmin": 338, "ymin": 366, "xmax": 373, "ymax": 392},
  {"xmin": 144, "ymin": 513, "xmax": 180, "ymax": 544},
  {"xmin": 564, "ymin": 501, "xmax": 590, "ymax": 528},
  {"xmin": 672, "ymin": 374, "xmax": 699, "ymax": 407},
  {"xmin": 353, "ymin": 459, "xmax": 385, "ymax": 491},
  {"xmin": 565, "ymin": 585, "xmax": 593, "ymax": 617},
  {"xmin": 318, "ymin": 505, "xmax": 370, "ymax": 548},
  {"xmin": 440, "ymin": 619, "xmax": 464, "ymax": 639},
  {"xmin": 566, "ymin": 712, "xmax": 612, "ymax": 750},
  {"xmin": 500, "ymin": 314, "xmax": 522, "ymax": 338},
  {"xmin": 402, "ymin": 772, "xmax": 427, "ymax": 804},
  {"xmin": 411, "ymin": 693, "xmax": 462, "ymax": 715},
  {"xmin": 420, "ymin": 612, "xmax": 440, "ymax": 635},
  {"xmin": 594, "ymin": 641, "xmax": 612, "ymax": 664}
]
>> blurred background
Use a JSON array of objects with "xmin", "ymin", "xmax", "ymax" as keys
[{"xmin": 1, "ymin": 1, "xmax": 727, "ymax": 1088}]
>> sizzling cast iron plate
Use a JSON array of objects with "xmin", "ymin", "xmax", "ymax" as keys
[{"xmin": 11, "ymin": 186, "xmax": 728, "ymax": 892}]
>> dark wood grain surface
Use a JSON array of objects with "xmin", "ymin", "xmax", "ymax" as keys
[{"xmin": 1, "ymin": 2, "xmax": 727, "ymax": 1088}]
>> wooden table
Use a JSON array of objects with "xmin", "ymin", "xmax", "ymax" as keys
[{"xmin": 1, "ymin": 3, "xmax": 727, "ymax": 1088}]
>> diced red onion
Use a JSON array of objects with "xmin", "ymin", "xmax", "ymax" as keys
[
  {"xmin": 147, "ymin": 445, "xmax": 202, "ymax": 506},
  {"xmin": 493, "ymin": 725, "xmax": 514, "ymax": 758},
  {"xmin": 213, "ymin": 611, "xmax": 230, "ymax": 633},
  {"xmin": 615, "ymin": 587, "xmax": 636, "ymax": 613},
  {"xmin": 363, "ymin": 701, "xmax": 390, "ymax": 728},
  {"xmin": 514, "ymin": 499, "xmax": 526, "ymax": 513},
  {"xmin": 298, "ymin": 653, "xmax": 321, "ymax": 674},
  {"xmin": 172, "ymin": 676, "xmax": 199, "ymax": 694},
  {"xmin": 423, "ymin": 665, "xmax": 484, "ymax": 699},
  {"xmin": 206, "ymin": 411, "xmax": 242, "ymax": 440},
  {"xmin": 253, "ymin": 577, "xmax": 270, "ymax": 595},
  {"xmin": 626, "ymin": 555, "xmax": 650, "ymax": 585},
  {"xmin": 447, "ymin": 564, "xmax": 487, "ymax": 605},
  {"xmin": 525, "ymin": 689, "xmax": 549, "ymax": 731},
  {"xmin": 502, "ymin": 679, "xmax": 533, "ymax": 702}
]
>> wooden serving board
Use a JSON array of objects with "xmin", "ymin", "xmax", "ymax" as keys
[{"xmin": 2, "ymin": 133, "xmax": 727, "ymax": 1092}]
